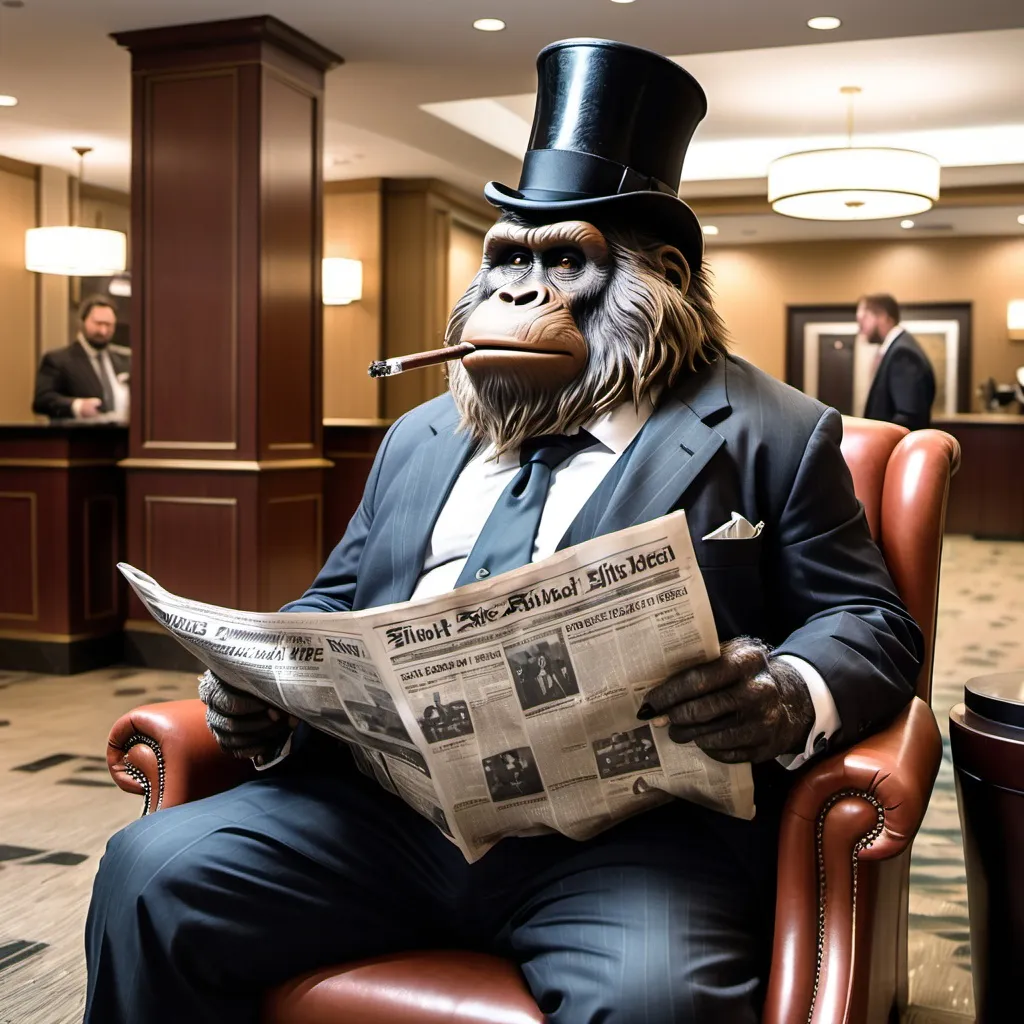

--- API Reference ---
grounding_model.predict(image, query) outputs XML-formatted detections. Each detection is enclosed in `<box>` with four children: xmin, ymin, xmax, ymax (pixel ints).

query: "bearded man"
<box><xmin>85</xmin><ymin>39</ymin><xmax>921</xmax><ymax>1024</ymax></box>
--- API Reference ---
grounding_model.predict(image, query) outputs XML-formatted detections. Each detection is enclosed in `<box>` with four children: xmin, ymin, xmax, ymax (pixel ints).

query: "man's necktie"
<box><xmin>455</xmin><ymin>430</ymin><xmax>598</xmax><ymax>588</ymax></box>
<box><xmin>96</xmin><ymin>351</ymin><xmax>116</xmax><ymax>413</ymax></box>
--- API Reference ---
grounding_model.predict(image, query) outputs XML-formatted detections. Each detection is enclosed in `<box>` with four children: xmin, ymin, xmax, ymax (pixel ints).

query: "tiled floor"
<box><xmin>1</xmin><ymin>535</ymin><xmax>1022</xmax><ymax>1022</ymax></box>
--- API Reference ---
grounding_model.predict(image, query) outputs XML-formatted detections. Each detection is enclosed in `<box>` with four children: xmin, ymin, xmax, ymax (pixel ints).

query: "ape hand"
<box><xmin>198</xmin><ymin>670</ymin><xmax>296</xmax><ymax>762</ymax></box>
<box><xmin>636</xmin><ymin>637</ymin><xmax>814</xmax><ymax>764</ymax></box>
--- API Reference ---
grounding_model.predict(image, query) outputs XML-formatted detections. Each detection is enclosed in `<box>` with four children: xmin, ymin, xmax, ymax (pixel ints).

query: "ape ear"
<box><xmin>654</xmin><ymin>245</ymin><xmax>691</xmax><ymax>294</ymax></box>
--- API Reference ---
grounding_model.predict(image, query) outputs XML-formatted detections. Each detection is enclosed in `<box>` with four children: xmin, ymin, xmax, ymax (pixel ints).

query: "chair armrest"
<box><xmin>107</xmin><ymin>699</ymin><xmax>257</xmax><ymax>814</ymax></box>
<box><xmin>763</xmin><ymin>697</ymin><xmax>941</xmax><ymax>1024</ymax></box>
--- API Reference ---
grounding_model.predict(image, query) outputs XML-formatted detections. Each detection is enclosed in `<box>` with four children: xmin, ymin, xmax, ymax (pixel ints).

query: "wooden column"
<box><xmin>113</xmin><ymin>17</ymin><xmax>341</xmax><ymax>667</ymax></box>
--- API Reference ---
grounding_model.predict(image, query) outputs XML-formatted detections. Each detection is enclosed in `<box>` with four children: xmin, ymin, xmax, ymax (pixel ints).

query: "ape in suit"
<box><xmin>85</xmin><ymin>39</ymin><xmax>921</xmax><ymax>1024</ymax></box>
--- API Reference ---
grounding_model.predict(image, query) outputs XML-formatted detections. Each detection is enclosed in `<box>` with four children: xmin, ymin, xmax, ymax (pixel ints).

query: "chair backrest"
<box><xmin>840</xmin><ymin>416</ymin><xmax>961</xmax><ymax>702</ymax></box>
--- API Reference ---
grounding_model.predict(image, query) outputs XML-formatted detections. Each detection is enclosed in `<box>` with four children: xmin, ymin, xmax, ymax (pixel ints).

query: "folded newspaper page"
<box><xmin>120</xmin><ymin>511</ymin><xmax>754</xmax><ymax>862</ymax></box>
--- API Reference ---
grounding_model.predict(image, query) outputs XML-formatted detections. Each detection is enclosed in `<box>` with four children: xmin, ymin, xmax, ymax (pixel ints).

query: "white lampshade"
<box><xmin>768</xmin><ymin>147</ymin><xmax>941</xmax><ymax>221</ymax></box>
<box><xmin>1009</xmin><ymin>300</ymin><xmax>1024</xmax><ymax>341</ymax></box>
<box><xmin>322</xmin><ymin>257</ymin><xmax>363</xmax><ymax>305</ymax></box>
<box><xmin>25</xmin><ymin>226</ymin><xmax>127</xmax><ymax>276</ymax></box>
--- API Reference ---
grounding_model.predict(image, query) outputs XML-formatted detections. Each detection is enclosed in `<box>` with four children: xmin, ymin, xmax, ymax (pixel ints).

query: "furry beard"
<box><xmin>446</xmin><ymin>220</ymin><xmax>729</xmax><ymax>454</ymax></box>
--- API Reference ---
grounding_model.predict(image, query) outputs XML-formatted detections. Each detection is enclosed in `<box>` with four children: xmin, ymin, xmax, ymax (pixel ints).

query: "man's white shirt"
<box><xmin>412</xmin><ymin>396</ymin><xmax>840</xmax><ymax>770</ymax></box>
<box><xmin>71</xmin><ymin>335</ymin><xmax>129</xmax><ymax>423</ymax></box>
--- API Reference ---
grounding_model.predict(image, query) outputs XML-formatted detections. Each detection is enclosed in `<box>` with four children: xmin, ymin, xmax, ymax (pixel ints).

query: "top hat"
<box><xmin>485</xmin><ymin>38</ymin><xmax>707</xmax><ymax>271</ymax></box>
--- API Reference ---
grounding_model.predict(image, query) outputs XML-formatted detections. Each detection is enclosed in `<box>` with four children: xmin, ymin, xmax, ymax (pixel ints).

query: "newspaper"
<box><xmin>119</xmin><ymin>510</ymin><xmax>754</xmax><ymax>862</ymax></box>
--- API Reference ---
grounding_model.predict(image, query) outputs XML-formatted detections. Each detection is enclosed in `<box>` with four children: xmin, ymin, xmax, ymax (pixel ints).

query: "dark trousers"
<box><xmin>85</xmin><ymin>746</ymin><xmax>780</xmax><ymax>1024</ymax></box>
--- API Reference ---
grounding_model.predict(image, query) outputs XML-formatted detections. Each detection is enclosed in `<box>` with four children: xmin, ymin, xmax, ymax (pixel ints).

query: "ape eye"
<box><xmin>553</xmin><ymin>250</ymin><xmax>583</xmax><ymax>271</ymax></box>
<box><xmin>505</xmin><ymin>250</ymin><xmax>530</xmax><ymax>268</ymax></box>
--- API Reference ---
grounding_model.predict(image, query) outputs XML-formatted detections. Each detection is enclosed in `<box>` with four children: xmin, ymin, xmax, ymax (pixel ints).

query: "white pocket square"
<box><xmin>702</xmin><ymin>511</ymin><xmax>764</xmax><ymax>541</ymax></box>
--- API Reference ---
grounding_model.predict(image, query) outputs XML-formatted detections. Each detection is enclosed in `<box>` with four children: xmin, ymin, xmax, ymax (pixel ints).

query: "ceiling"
<box><xmin>0</xmin><ymin>0</ymin><xmax>1022</xmax><ymax>243</ymax></box>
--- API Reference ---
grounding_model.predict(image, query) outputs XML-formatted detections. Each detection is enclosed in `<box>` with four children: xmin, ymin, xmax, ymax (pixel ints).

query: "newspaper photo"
<box><xmin>120</xmin><ymin>510</ymin><xmax>754</xmax><ymax>862</ymax></box>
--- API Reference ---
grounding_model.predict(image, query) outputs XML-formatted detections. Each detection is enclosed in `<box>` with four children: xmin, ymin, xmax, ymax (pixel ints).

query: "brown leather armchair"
<box><xmin>106</xmin><ymin>418</ymin><xmax>959</xmax><ymax>1024</ymax></box>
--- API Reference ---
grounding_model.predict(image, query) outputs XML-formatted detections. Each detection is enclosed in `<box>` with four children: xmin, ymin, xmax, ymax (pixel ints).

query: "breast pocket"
<box><xmin>694</xmin><ymin>536</ymin><xmax>766</xmax><ymax>638</ymax></box>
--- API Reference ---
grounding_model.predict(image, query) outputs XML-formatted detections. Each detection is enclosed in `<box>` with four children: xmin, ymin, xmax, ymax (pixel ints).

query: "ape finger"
<box><xmin>198</xmin><ymin>671</ymin><xmax>268</xmax><ymax>716</ymax></box>
<box><xmin>663</xmin><ymin>686</ymin><xmax>742</xmax><ymax>729</ymax></box>
<box><xmin>693</xmin><ymin>720</ymin><xmax>769</xmax><ymax>755</ymax></box>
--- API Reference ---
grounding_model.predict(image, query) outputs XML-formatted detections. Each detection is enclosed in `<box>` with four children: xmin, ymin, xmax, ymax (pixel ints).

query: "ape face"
<box><xmin>459</xmin><ymin>220</ymin><xmax>610</xmax><ymax>392</ymax></box>
<box><xmin>446</xmin><ymin>213</ymin><xmax>726</xmax><ymax>454</ymax></box>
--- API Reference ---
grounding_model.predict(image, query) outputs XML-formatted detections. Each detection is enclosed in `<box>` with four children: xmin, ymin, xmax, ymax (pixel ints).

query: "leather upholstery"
<box><xmin>108</xmin><ymin>418</ymin><xmax>959</xmax><ymax>1024</ymax></box>
<box><xmin>264</xmin><ymin>952</ymin><xmax>545</xmax><ymax>1024</ymax></box>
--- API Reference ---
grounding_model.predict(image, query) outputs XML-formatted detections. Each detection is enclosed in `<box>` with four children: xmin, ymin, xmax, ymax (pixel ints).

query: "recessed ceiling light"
<box><xmin>473</xmin><ymin>18</ymin><xmax>506</xmax><ymax>31</ymax></box>
<box><xmin>0</xmin><ymin>95</ymin><xmax>17</xmax><ymax>107</ymax></box>
<box><xmin>1018</xmin><ymin>214</ymin><xmax>1024</xmax><ymax>226</ymax></box>
<box><xmin>900</xmin><ymin>219</ymin><xmax>915</xmax><ymax>229</ymax></box>
<box><xmin>807</xmin><ymin>16</ymin><xmax>842</xmax><ymax>30</ymax></box>
<box><xmin>702</xmin><ymin>224</ymin><xmax>719</xmax><ymax>236</ymax></box>
<box><xmin>610</xmin><ymin>0</ymin><xmax>638</xmax><ymax>4</ymax></box>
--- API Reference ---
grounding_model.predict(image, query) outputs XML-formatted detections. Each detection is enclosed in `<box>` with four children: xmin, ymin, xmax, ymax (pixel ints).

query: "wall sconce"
<box><xmin>322</xmin><ymin>257</ymin><xmax>363</xmax><ymax>305</ymax></box>
<box><xmin>1009</xmin><ymin>300</ymin><xmax>1024</xmax><ymax>342</ymax></box>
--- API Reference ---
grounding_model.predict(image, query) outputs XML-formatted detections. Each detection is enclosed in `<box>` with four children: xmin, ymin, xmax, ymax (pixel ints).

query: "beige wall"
<box><xmin>706</xmin><ymin>236</ymin><xmax>1024</xmax><ymax>401</ymax></box>
<box><xmin>322</xmin><ymin>185</ymin><xmax>383</xmax><ymax>420</ymax></box>
<box><xmin>0</xmin><ymin>162</ymin><xmax>38</xmax><ymax>423</ymax></box>
<box><xmin>447</xmin><ymin>220</ymin><xmax>484</xmax><ymax>314</ymax></box>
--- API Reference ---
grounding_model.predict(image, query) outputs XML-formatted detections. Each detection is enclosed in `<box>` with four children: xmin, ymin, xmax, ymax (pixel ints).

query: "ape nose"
<box><xmin>497</xmin><ymin>286</ymin><xmax>550</xmax><ymax>308</ymax></box>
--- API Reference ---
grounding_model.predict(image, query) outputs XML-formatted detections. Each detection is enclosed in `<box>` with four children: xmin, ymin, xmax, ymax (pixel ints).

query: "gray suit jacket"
<box><xmin>286</xmin><ymin>354</ymin><xmax>921</xmax><ymax>757</ymax></box>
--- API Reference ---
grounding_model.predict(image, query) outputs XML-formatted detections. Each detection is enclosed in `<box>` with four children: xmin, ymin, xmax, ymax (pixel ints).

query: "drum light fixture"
<box><xmin>24</xmin><ymin>146</ymin><xmax>127</xmax><ymax>276</ymax></box>
<box><xmin>767</xmin><ymin>87</ymin><xmax>940</xmax><ymax>221</ymax></box>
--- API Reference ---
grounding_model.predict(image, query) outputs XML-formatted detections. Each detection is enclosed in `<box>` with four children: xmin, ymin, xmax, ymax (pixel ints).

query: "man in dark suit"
<box><xmin>32</xmin><ymin>295</ymin><xmax>130</xmax><ymax>421</ymax></box>
<box><xmin>84</xmin><ymin>40</ymin><xmax>922</xmax><ymax>1024</ymax></box>
<box><xmin>858</xmin><ymin>293</ymin><xmax>935</xmax><ymax>430</ymax></box>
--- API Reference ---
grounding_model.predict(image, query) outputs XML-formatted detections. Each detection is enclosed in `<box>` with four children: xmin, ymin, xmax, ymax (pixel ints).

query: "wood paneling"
<box><xmin>0</xmin><ymin>167</ymin><xmax>38</xmax><ymax>424</ymax></box>
<box><xmin>0</xmin><ymin>426</ymin><xmax>126</xmax><ymax>657</ymax></box>
<box><xmin>323</xmin><ymin>186</ymin><xmax>383</xmax><ymax>420</ymax></box>
<box><xmin>143</xmin><ymin>69</ymin><xmax>239</xmax><ymax>451</ymax></box>
<box><xmin>938</xmin><ymin>417</ymin><xmax>1024</xmax><ymax>539</ymax></box>
<box><xmin>259</xmin><ymin>70</ymin><xmax>320</xmax><ymax>456</ymax></box>
<box><xmin>262</xmin><ymin>490</ymin><xmax>322</xmax><ymax>611</ymax></box>
<box><xmin>144</xmin><ymin>496</ymin><xmax>240</xmax><ymax>607</ymax></box>
<box><xmin>83</xmin><ymin>495</ymin><xmax>119</xmax><ymax>619</ymax></box>
<box><xmin>0</xmin><ymin>492</ymin><xmax>37</xmax><ymax>619</ymax></box>
<box><xmin>322</xmin><ymin>423</ymin><xmax>389</xmax><ymax>553</ymax></box>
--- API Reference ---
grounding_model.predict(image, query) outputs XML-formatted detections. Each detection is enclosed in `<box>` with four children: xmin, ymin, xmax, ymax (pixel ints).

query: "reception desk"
<box><xmin>934</xmin><ymin>414</ymin><xmax>1024</xmax><ymax>540</ymax></box>
<box><xmin>0</xmin><ymin>420</ymin><xmax>392</xmax><ymax>673</ymax></box>
<box><xmin>0</xmin><ymin>423</ymin><xmax>128</xmax><ymax>672</ymax></box>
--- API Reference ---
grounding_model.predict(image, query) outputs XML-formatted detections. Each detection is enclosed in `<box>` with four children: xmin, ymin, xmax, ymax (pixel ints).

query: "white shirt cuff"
<box><xmin>774</xmin><ymin>654</ymin><xmax>841</xmax><ymax>770</ymax></box>
<box><xmin>71</xmin><ymin>398</ymin><xmax>85</xmax><ymax>418</ymax></box>
<box><xmin>252</xmin><ymin>732</ymin><xmax>293</xmax><ymax>771</ymax></box>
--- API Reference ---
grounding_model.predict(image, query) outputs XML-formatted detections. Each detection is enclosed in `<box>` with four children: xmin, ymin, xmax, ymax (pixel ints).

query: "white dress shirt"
<box><xmin>878</xmin><ymin>324</ymin><xmax>904</xmax><ymax>361</ymax></box>
<box><xmin>412</xmin><ymin>397</ymin><xmax>840</xmax><ymax>770</ymax></box>
<box><xmin>72</xmin><ymin>336</ymin><xmax>129</xmax><ymax>423</ymax></box>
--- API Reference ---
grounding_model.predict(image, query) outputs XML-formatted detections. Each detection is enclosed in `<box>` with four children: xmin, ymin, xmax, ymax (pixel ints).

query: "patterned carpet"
<box><xmin>1</xmin><ymin>535</ymin><xmax>1022</xmax><ymax>1023</ymax></box>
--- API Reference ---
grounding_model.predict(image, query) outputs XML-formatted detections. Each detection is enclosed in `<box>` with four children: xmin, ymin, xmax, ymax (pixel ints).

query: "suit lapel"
<box><xmin>561</xmin><ymin>357</ymin><xmax>730</xmax><ymax>547</ymax></box>
<box><xmin>69</xmin><ymin>342</ymin><xmax>105</xmax><ymax>396</ymax></box>
<box><xmin>385</xmin><ymin>401</ymin><xmax>476</xmax><ymax>603</ymax></box>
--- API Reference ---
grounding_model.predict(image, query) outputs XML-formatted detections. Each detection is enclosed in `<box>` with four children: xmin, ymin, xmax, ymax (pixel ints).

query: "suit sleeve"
<box><xmin>886</xmin><ymin>349</ymin><xmax>932</xmax><ymax>430</ymax></box>
<box><xmin>279</xmin><ymin>416</ymin><xmax>404</xmax><ymax>614</ymax></box>
<box><xmin>770</xmin><ymin>407</ymin><xmax>922</xmax><ymax>751</ymax></box>
<box><xmin>32</xmin><ymin>353</ymin><xmax>76</xmax><ymax>418</ymax></box>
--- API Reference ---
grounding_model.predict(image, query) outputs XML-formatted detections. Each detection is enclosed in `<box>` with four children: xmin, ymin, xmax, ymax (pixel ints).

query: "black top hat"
<box><xmin>485</xmin><ymin>38</ymin><xmax>707</xmax><ymax>271</ymax></box>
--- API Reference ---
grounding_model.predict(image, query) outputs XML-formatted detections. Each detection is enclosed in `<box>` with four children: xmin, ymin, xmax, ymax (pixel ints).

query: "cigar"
<box><xmin>368</xmin><ymin>342</ymin><xmax>476</xmax><ymax>378</ymax></box>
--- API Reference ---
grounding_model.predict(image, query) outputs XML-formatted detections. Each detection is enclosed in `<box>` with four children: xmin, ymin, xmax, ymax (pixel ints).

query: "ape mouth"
<box><xmin>462</xmin><ymin>336</ymin><xmax>575</xmax><ymax>359</ymax></box>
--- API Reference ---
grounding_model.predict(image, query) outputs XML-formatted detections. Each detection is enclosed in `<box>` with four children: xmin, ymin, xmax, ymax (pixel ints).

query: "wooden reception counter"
<box><xmin>0</xmin><ymin>423</ymin><xmax>128</xmax><ymax>672</ymax></box>
<box><xmin>935</xmin><ymin>414</ymin><xmax>1024</xmax><ymax>540</ymax></box>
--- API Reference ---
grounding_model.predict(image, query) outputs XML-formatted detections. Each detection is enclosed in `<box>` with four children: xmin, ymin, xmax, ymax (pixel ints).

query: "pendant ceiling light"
<box><xmin>767</xmin><ymin>87</ymin><xmax>940</xmax><ymax>221</ymax></box>
<box><xmin>25</xmin><ymin>146</ymin><xmax>127</xmax><ymax>276</ymax></box>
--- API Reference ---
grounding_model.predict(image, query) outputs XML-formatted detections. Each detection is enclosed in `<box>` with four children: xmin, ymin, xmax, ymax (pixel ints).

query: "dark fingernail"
<box><xmin>636</xmin><ymin>702</ymin><xmax>656</xmax><ymax>720</ymax></box>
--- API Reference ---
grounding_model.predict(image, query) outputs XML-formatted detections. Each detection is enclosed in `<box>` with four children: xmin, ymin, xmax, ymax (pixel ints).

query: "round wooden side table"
<box><xmin>949</xmin><ymin>671</ymin><xmax>1024</xmax><ymax>1024</ymax></box>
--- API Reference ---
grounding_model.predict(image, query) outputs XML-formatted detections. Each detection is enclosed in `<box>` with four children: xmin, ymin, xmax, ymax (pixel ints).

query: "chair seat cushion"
<box><xmin>264</xmin><ymin>950</ymin><xmax>545</xmax><ymax>1024</ymax></box>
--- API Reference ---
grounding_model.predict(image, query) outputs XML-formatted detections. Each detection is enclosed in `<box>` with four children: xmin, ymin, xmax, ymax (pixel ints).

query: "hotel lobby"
<box><xmin>1</xmin><ymin>2</ymin><xmax>1023</xmax><ymax>1022</ymax></box>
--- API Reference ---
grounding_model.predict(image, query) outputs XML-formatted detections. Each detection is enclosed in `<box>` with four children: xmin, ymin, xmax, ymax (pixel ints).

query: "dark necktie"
<box><xmin>455</xmin><ymin>430</ymin><xmax>598</xmax><ymax>588</ymax></box>
<box><xmin>95</xmin><ymin>350</ymin><xmax>116</xmax><ymax>412</ymax></box>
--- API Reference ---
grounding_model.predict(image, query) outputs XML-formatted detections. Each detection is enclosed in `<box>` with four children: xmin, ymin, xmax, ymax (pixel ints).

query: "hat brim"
<box><xmin>484</xmin><ymin>181</ymin><xmax>705</xmax><ymax>272</ymax></box>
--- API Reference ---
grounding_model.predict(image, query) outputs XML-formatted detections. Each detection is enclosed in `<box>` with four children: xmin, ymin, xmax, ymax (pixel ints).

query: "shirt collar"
<box><xmin>879</xmin><ymin>324</ymin><xmax>903</xmax><ymax>357</ymax></box>
<box><xmin>77</xmin><ymin>333</ymin><xmax>100</xmax><ymax>359</ymax></box>
<box><xmin>485</xmin><ymin>388</ymin><xmax>660</xmax><ymax>468</ymax></box>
